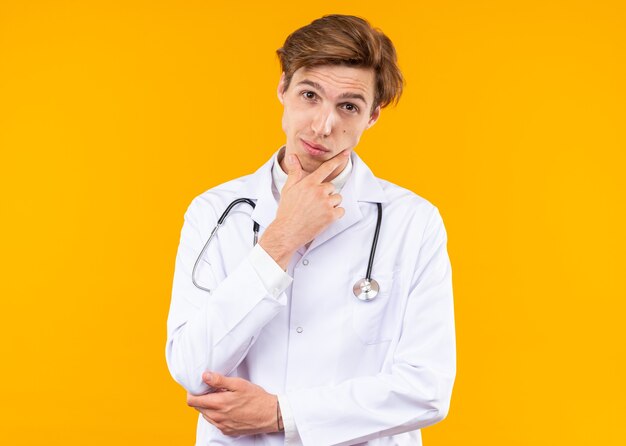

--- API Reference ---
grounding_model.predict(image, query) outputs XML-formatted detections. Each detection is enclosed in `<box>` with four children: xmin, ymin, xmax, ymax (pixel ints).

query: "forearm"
<box><xmin>166</xmin><ymin>245</ymin><xmax>292</xmax><ymax>395</ymax></box>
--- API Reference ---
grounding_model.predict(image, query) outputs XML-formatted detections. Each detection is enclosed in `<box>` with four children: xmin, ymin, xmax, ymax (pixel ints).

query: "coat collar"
<box><xmin>237</xmin><ymin>149</ymin><xmax>387</xmax><ymax>251</ymax></box>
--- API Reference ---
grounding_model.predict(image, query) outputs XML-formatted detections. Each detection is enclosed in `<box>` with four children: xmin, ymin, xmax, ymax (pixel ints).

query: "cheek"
<box><xmin>341</xmin><ymin>119</ymin><xmax>368</xmax><ymax>136</ymax></box>
<box><xmin>281</xmin><ymin>106</ymin><xmax>306</xmax><ymax>135</ymax></box>
<box><xmin>340</xmin><ymin>127</ymin><xmax>358</xmax><ymax>139</ymax></box>
<box><xmin>339</xmin><ymin>123</ymin><xmax>368</xmax><ymax>145</ymax></box>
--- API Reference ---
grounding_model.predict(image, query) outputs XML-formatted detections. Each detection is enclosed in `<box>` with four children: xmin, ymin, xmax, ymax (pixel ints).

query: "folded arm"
<box><xmin>165</xmin><ymin>198</ymin><xmax>292</xmax><ymax>396</ymax></box>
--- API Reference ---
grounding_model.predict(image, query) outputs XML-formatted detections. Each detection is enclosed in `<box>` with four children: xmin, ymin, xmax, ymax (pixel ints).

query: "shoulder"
<box><xmin>378</xmin><ymin>178</ymin><xmax>440</xmax><ymax>221</ymax></box>
<box><xmin>375</xmin><ymin>177</ymin><xmax>449</xmax><ymax>249</ymax></box>
<box><xmin>375</xmin><ymin>179</ymin><xmax>450</xmax><ymax>278</ymax></box>
<box><xmin>184</xmin><ymin>173</ymin><xmax>253</xmax><ymax>224</ymax></box>
<box><xmin>352</xmin><ymin>152</ymin><xmax>439</xmax><ymax>222</ymax></box>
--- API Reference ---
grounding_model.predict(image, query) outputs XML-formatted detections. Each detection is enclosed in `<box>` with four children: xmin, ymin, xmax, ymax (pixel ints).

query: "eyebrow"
<box><xmin>296</xmin><ymin>79</ymin><xmax>369</xmax><ymax>106</ymax></box>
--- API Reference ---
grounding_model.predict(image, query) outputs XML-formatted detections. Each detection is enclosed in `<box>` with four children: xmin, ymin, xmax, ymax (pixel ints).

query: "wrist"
<box><xmin>276</xmin><ymin>396</ymin><xmax>284</xmax><ymax>432</ymax></box>
<box><xmin>259</xmin><ymin>224</ymin><xmax>296</xmax><ymax>269</ymax></box>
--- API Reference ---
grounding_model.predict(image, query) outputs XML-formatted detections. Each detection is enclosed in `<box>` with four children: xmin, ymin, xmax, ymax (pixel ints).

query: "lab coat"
<box><xmin>166</xmin><ymin>150</ymin><xmax>456</xmax><ymax>446</ymax></box>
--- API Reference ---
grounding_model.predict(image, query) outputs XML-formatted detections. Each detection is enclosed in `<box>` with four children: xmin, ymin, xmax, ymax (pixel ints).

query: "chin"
<box><xmin>300</xmin><ymin>156</ymin><xmax>323</xmax><ymax>173</ymax></box>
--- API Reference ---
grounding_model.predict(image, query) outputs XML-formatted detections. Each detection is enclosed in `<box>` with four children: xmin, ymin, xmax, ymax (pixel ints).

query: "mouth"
<box><xmin>301</xmin><ymin>139</ymin><xmax>330</xmax><ymax>157</ymax></box>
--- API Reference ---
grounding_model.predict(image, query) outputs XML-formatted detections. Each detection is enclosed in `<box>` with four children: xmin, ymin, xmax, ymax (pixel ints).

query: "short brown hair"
<box><xmin>276</xmin><ymin>15</ymin><xmax>404</xmax><ymax>114</ymax></box>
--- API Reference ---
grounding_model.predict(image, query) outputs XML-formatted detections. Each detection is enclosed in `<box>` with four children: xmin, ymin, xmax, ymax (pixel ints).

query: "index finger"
<box><xmin>187</xmin><ymin>391</ymin><xmax>226</xmax><ymax>410</ymax></box>
<box><xmin>308</xmin><ymin>150</ymin><xmax>351</xmax><ymax>183</ymax></box>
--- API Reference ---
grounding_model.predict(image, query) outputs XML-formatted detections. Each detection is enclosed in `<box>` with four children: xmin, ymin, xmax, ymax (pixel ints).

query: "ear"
<box><xmin>366</xmin><ymin>105</ymin><xmax>381</xmax><ymax>129</ymax></box>
<box><xmin>277</xmin><ymin>72</ymin><xmax>286</xmax><ymax>104</ymax></box>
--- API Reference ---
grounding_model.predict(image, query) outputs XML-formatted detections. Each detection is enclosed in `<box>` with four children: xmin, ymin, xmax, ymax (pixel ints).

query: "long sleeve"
<box><xmin>165</xmin><ymin>197</ymin><xmax>292</xmax><ymax>396</ymax></box>
<box><xmin>277</xmin><ymin>394</ymin><xmax>302</xmax><ymax>444</ymax></box>
<box><xmin>285</xmin><ymin>207</ymin><xmax>456</xmax><ymax>445</ymax></box>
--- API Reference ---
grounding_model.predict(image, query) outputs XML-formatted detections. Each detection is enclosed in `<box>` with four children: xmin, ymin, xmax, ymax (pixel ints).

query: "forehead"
<box><xmin>291</xmin><ymin>65</ymin><xmax>375</xmax><ymax>102</ymax></box>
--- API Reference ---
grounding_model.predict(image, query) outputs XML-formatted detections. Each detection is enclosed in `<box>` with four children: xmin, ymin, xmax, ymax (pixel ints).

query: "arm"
<box><xmin>286</xmin><ymin>207</ymin><xmax>456</xmax><ymax>445</ymax></box>
<box><xmin>165</xmin><ymin>196</ymin><xmax>292</xmax><ymax>396</ymax></box>
<box><xmin>166</xmin><ymin>151</ymin><xmax>347</xmax><ymax>397</ymax></box>
<box><xmin>182</xmin><ymin>152</ymin><xmax>354</xmax><ymax>435</ymax></box>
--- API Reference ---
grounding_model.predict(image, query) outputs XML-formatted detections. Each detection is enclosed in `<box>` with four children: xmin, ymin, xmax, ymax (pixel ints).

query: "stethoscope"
<box><xmin>192</xmin><ymin>199</ymin><xmax>383</xmax><ymax>301</ymax></box>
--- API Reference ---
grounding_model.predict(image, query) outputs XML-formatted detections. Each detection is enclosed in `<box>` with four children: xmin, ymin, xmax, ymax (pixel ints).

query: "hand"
<box><xmin>259</xmin><ymin>150</ymin><xmax>350</xmax><ymax>268</ymax></box>
<box><xmin>186</xmin><ymin>372</ymin><xmax>280</xmax><ymax>436</ymax></box>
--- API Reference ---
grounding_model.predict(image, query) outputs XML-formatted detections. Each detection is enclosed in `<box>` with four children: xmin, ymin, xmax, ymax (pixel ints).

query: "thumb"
<box><xmin>202</xmin><ymin>371</ymin><xmax>237</xmax><ymax>391</ymax></box>
<box><xmin>284</xmin><ymin>153</ymin><xmax>303</xmax><ymax>188</ymax></box>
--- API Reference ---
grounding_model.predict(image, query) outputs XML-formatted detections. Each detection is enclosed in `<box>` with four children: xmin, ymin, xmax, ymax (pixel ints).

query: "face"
<box><xmin>277</xmin><ymin>64</ymin><xmax>380</xmax><ymax>177</ymax></box>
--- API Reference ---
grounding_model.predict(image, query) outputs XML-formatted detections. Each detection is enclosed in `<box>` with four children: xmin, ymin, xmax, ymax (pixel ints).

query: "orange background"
<box><xmin>1</xmin><ymin>1</ymin><xmax>625</xmax><ymax>444</ymax></box>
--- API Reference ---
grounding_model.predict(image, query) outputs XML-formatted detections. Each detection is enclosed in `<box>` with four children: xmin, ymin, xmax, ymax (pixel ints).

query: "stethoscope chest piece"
<box><xmin>353</xmin><ymin>278</ymin><xmax>380</xmax><ymax>301</ymax></box>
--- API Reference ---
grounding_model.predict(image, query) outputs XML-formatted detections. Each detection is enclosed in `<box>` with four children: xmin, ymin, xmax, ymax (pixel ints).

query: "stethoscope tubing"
<box><xmin>365</xmin><ymin>203</ymin><xmax>382</xmax><ymax>281</ymax></box>
<box><xmin>192</xmin><ymin>198</ymin><xmax>383</xmax><ymax>301</ymax></box>
<box><xmin>191</xmin><ymin>199</ymin><xmax>258</xmax><ymax>293</ymax></box>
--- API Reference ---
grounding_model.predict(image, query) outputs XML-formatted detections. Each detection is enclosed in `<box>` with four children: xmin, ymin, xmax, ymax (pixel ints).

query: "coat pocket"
<box><xmin>351</xmin><ymin>270</ymin><xmax>399</xmax><ymax>345</ymax></box>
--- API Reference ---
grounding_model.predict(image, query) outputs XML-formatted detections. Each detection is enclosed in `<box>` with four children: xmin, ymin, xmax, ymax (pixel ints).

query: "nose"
<box><xmin>311</xmin><ymin>105</ymin><xmax>335</xmax><ymax>138</ymax></box>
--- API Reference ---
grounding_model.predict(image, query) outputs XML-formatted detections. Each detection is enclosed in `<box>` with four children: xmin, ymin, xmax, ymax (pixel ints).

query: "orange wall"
<box><xmin>1</xmin><ymin>1</ymin><xmax>624</xmax><ymax>444</ymax></box>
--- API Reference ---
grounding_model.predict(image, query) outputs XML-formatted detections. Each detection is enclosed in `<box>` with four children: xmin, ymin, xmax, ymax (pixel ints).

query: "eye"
<box><xmin>302</xmin><ymin>91</ymin><xmax>318</xmax><ymax>101</ymax></box>
<box><xmin>341</xmin><ymin>103</ymin><xmax>360</xmax><ymax>114</ymax></box>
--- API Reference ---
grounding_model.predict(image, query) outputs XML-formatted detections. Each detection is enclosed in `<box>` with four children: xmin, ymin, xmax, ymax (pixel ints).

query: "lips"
<box><xmin>300</xmin><ymin>139</ymin><xmax>331</xmax><ymax>158</ymax></box>
<box><xmin>301</xmin><ymin>139</ymin><xmax>329</xmax><ymax>152</ymax></box>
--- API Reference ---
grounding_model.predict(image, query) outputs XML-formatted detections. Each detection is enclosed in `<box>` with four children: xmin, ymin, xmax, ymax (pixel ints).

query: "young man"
<box><xmin>166</xmin><ymin>14</ymin><xmax>456</xmax><ymax>445</ymax></box>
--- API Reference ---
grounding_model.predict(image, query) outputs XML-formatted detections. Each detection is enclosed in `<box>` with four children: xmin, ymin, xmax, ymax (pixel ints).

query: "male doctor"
<box><xmin>166</xmin><ymin>14</ymin><xmax>456</xmax><ymax>446</ymax></box>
